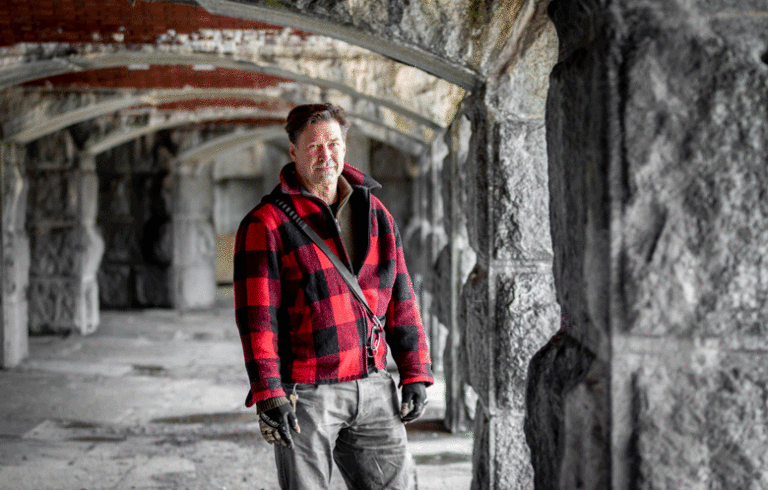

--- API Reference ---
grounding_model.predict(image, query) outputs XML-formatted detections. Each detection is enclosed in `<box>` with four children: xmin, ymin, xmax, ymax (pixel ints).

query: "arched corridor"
<box><xmin>3</xmin><ymin>1</ymin><xmax>768</xmax><ymax>489</ymax></box>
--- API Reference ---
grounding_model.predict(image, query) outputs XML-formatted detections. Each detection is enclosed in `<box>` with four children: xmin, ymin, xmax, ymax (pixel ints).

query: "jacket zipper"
<box><xmin>312</xmin><ymin>193</ymin><xmax>375</xmax><ymax>374</ymax></box>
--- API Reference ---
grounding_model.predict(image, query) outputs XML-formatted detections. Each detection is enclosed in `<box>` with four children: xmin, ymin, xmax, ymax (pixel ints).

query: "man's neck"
<box><xmin>313</xmin><ymin>185</ymin><xmax>338</xmax><ymax>205</ymax></box>
<box><xmin>296</xmin><ymin>172</ymin><xmax>338</xmax><ymax>205</ymax></box>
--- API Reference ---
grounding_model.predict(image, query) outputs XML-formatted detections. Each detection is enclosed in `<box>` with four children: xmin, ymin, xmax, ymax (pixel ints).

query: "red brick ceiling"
<box><xmin>5</xmin><ymin>1</ymin><xmax>311</xmax><ymax>131</ymax></box>
<box><xmin>155</xmin><ymin>99</ymin><xmax>291</xmax><ymax>112</ymax></box>
<box><xmin>190</xmin><ymin>118</ymin><xmax>286</xmax><ymax>127</ymax></box>
<box><xmin>0</xmin><ymin>0</ymin><xmax>282</xmax><ymax>46</ymax></box>
<box><xmin>24</xmin><ymin>66</ymin><xmax>292</xmax><ymax>90</ymax></box>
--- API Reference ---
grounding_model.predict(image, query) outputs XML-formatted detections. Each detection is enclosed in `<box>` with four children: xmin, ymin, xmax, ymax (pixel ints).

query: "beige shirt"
<box><xmin>334</xmin><ymin>175</ymin><xmax>358</xmax><ymax>268</ymax></box>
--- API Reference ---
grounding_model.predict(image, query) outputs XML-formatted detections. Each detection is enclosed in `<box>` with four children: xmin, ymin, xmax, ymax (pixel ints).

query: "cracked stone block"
<box><xmin>633</xmin><ymin>355</ymin><xmax>768</xmax><ymax>490</ymax></box>
<box><xmin>471</xmin><ymin>407</ymin><xmax>533</xmax><ymax>490</ymax></box>
<box><xmin>620</xmin><ymin>11</ymin><xmax>768</xmax><ymax>338</ymax></box>
<box><xmin>492</xmin><ymin>120</ymin><xmax>552</xmax><ymax>262</ymax></box>
<box><xmin>494</xmin><ymin>270</ymin><xmax>558</xmax><ymax>410</ymax></box>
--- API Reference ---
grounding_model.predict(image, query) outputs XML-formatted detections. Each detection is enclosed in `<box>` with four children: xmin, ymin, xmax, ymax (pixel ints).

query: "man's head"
<box><xmin>285</xmin><ymin>104</ymin><xmax>350</xmax><ymax>202</ymax></box>
<box><xmin>285</xmin><ymin>103</ymin><xmax>350</xmax><ymax>145</ymax></box>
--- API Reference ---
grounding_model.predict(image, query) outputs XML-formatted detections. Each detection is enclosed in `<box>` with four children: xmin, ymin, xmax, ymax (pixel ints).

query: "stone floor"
<box><xmin>0</xmin><ymin>290</ymin><xmax>473</xmax><ymax>490</ymax></box>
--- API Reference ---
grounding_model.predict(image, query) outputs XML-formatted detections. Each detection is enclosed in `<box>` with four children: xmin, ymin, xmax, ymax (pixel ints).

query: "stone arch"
<box><xmin>1</xmin><ymin>47</ymin><xmax>461</xmax><ymax>130</ymax></box>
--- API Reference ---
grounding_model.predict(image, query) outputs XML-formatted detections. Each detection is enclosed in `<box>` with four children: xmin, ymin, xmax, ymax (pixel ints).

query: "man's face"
<box><xmin>290</xmin><ymin>120</ymin><xmax>346</xmax><ymax>196</ymax></box>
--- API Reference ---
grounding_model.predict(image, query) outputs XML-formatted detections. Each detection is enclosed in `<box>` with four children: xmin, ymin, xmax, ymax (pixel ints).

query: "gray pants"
<box><xmin>275</xmin><ymin>370</ymin><xmax>411</xmax><ymax>490</ymax></box>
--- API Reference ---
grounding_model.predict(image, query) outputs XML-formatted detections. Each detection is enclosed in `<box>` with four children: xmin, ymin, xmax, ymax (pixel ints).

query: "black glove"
<box><xmin>259</xmin><ymin>403</ymin><xmax>300</xmax><ymax>449</ymax></box>
<box><xmin>400</xmin><ymin>382</ymin><xmax>428</xmax><ymax>424</ymax></box>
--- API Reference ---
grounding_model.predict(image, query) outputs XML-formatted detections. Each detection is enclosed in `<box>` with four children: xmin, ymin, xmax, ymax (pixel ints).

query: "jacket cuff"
<box><xmin>398</xmin><ymin>375</ymin><xmax>434</xmax><ymax>388</ymax></box>
<box><xmin>256</xmin><ymin>396</ymin><xmax>290</xmax><ymax>414</ymax></box>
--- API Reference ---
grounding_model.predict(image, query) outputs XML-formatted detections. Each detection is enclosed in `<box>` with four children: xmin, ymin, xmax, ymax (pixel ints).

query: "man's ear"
<box><xmin>289</xmin><ymin>143</ymin><xmax>297</xmax><ymax>162</ymax></box>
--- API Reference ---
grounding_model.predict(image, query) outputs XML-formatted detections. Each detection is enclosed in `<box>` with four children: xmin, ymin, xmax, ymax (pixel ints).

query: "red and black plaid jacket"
<box><xmin>234</xmin><ymin>163</ymin><xmax>433</xmax><ymax>407</ymax></box>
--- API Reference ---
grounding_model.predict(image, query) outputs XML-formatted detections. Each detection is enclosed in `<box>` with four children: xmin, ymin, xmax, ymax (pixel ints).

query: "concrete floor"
<box><xmin>0</xmin><ymin>291</ymin><xmax>473</xmax><ymax>490</ymax></box>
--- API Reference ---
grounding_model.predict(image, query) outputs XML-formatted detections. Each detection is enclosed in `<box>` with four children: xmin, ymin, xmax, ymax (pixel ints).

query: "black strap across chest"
<box><xmin>269</xmin><ymin>196</ymin><xmax>384</xmax><ymax>349</ymax></box>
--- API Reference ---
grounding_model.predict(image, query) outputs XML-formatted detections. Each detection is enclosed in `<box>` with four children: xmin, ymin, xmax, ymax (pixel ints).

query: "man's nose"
<box><xmin>318</xmin><ymin>145</ymin><xmax>332</xmax><ymax>160</ymax></box>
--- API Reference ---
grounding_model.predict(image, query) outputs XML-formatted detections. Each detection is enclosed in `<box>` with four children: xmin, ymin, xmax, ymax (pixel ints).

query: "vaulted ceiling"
<box><xmin>0</xmin><ymin>0</ymin><xmax>473</xmax><ymax>157</ymax></box>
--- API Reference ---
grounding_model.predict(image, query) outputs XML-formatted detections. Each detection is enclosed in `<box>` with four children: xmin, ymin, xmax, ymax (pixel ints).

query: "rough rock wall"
<box><xmin>1</xmin><ymin>140</ymin><xmax>29</xmax><ymax>366</ymax></box>
<box><xmin>173</xmin><ymin>162</ymin><xmax>217</xmax><ymax>310</ymax></box>
<box><xmin>96</xmin><ymin>135</ymin><xmax>175</xmax><ymax>309</ymax></box>
<box><xmin>538</xmin><ymin>0</ymin><xmax>768</xmax><ymax>489</ymax></box>
<box><xmin>455</xmin><ymin>18</ymin><xmax>559</xmax><ymax>490</ymax></box>
<box><xmin>213</xmin><ymin>0</ymin><xmax>538</xmax><ymax>81</ymax></box>
<box><xmin>25</xmin><ymin>130</ymin><xmax>103</xmax><ymax>334</ymax></box>
<box><xmin>430</xmin><ymin>114</ymin><xmax>479</xmax><ymax>433</ymax></box>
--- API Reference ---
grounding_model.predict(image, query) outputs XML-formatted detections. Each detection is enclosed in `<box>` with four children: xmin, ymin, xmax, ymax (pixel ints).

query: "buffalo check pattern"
<box><xmin>234</xmin><ymin>163</ymin><xmax>433</xmax><ymax>407</ymax></box>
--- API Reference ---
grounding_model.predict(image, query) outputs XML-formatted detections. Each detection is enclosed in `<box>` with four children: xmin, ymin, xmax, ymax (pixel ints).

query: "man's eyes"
<box><xmin>307</xmin><ymin>142</ymin><xmax>341</xmax><ymax>150</ymax></box>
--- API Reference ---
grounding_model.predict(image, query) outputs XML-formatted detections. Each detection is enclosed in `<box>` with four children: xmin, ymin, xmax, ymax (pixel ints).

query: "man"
<box><xmin>233</xmin><ymin>103</ymin><xmax>433</xmax><ymax>490</ymax></box>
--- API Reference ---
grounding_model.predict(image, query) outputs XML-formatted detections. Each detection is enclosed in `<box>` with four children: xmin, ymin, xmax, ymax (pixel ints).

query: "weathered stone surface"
<box><xmin>100</xmin><ymin>223</ymin><xmax>140</xmax><ymax>265</ymax></box>
<box><xmin>493</xmin><ymin>410</ymin><xmax>534</xmax><ymax>490</ymax></box>
<box><xmin>440</xmin><ymin>112</ymin><xmax>471</xmax><ymax>240</ymax></box>
<box><xmin>431</xmin><ymin>240</ymin><xmax>476</xmax><ymax>329</ymax></box>
<box><xmin>98</xmin><ymin>264</ymin><xmax>132</xmax><ymax>309</ymax></box>
<box><xmin>25</xmin><ymin>129</ymin><xmax>105</xmax><ymax>335</ymax></box>
<box><xmin>173</xmin><ymin>263</ymin><xmax>217</xmax><ymax>310</ymax></box>
<box><xmin>471</xmin><ymin>408</ymin><xmax>533</xmax><ymax>490</ymax></box>
<box><xmin>176</xmin><ymin>170</ymin><xmax>214</xmax><ymax>217</ymax></box>
<box><xmin>559</xmin><ymin>360</ymin><xmax>611</xmax><ymax>490</ymax></box>
<box><xmin>173</xmin><ymin>219</ymin><xmax>216</xmax><ymax>269</ymax></box>
<box><xmin>461</xmin><ymin>263</ymin><xmax>492</xmax><ymax>408</ymax></box>
<box><xmin>524</xmin><ymin>327</ymin><xmax>597</xmax><ymax>490</ymax></box>
<box><xmin>633</xmin><ymin>355</ymin><xmax>768</xmax><ymax>490</ymax></box>
<box><xmin>489</xmin><ymin>22</ymin><xmax>558</xmax><ymax>118</ymax></box>
<box><xmin>697</xmin><ymin>0</ymin><xmax>768</xmax><ymax>13</ymax></box>
<box><xmin>27</xmin><ymin>223</ymin><xmax>103</xmax><ymax>334</ymax></box>
<box><xmin>620</xmin><ymin>10</ymin><xmax>768</xmax><ymax>338</ymax></box>
<box><xmin>173</xmin><ymin>168</ymin><xmax>217</xmax><ymax>310</ymax></box>
<box><xmin>545</xmin><ymin>0</ymin><xmax>611</xmax><ymax>353</ymax></box>
<box><xmin>463</xmin><ymin>96</ymin><xmax>492</xmax><ymax>263</ymax></box>
<box><xmin>28</xmin><ymin>278</ymin><xmax>79</xmax><ymax>334</ymax></box>
<box><xmin>134</xmin><ymin>264</ymin><xmax>172</xmax><ymax>308</ymax></box>
<box><xmin>215</xmin><ymin>0</ymin><xmax>547</xmax><ymax>81</ymax></box>
<box><xmin>492</xmin><ymin>120</ymin><xmax>552</xmax><ymax>262</ymax></box>
<box><xmin>97</xmin><ymin>138</ymin><xmax>174</xmax><ymax>309</ymax></box>
<box><xmin>25</xmin><ymin>130</ymin><xmax>77</xmax><ymax>170</ymax></box>
<box><xmin>494</xmin><ymin>270</ymin><xmax>558</xmax><ymax>410</ymax></box>
<box><xmin>2</xmin><ymin>142</ymin><xmax>30</xmax><ymax>367</ymax></box>
<box><xmin>214</xmin><ymin>177</ymin><xmax>265</xmax><ymax>236</ymax></box>
<box><xmin>29</xmin><ymin>227</ymin><xmax>84</xmax><ymax>278</ymax></box>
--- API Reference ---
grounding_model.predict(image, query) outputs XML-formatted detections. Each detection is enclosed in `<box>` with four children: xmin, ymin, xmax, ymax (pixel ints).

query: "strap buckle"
<box><xmin>370</xmin><ymin>315</ymin><xmax>384</xmax><ymax>353</ymax></box>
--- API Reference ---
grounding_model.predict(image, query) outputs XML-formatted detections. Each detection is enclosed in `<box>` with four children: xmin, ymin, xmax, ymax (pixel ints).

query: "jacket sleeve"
<box><xmin>385</xmin><ymin>218</ymin><xmax>434</xmax><ymax>387</ymax></box>
<box><xmin>233</xmin><ymin>208</ymin><xmax>286</xmax><ymax>406</ymax></box>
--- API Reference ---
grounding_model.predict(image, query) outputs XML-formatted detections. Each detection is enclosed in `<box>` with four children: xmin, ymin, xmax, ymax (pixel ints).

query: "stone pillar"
<box><xmin>427</xmin><ymin>133</ymin><xmax>448</xmax><ymax>374</ymax></box>
<box><xmin>437</xmin><ymin>113</ymin><xmax>478</xmax><ymax>433</ymax></box>
<box><xmin>26</xmin><ymin>130</ymin><xmax>103</xmax><ymax>335</ymax></box>
<box><xmin>172</xmin><ymin>163</ymin><xmax>216</xmax><ymax>310</ymax></box>
<box><xmin>538</xmin><ymin>1</ymin><xmax>768</xmax><ymax>489</ymax></box>
<box><xmin>463</xmin><ymin>20</ymin><xmax>560</xmax><ymax>489</ymax></box>
<box><xmin>1</xmin><ymin>141</ymin><xmax>29</xmax><ymax>367</ymax></box>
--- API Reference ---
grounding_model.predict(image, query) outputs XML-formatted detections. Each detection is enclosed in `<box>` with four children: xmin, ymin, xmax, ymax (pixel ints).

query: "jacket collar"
<box><xmin>278</xmin><ymin>162</ymin><xmax>381</xmax><ymax>196</ymax></box>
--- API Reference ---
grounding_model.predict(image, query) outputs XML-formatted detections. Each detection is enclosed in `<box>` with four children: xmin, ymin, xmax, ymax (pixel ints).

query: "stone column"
<box><xmin>26</xmin><ymin>130</ymin><xmax>103</xmax><ymax>335</ymax></box>
<box><xmin>438</xmin><ymin>113</ymin><xmax>477</xmax><ymax>433</ymax></box>
<box><xmin>1</xmin><ymin>141</ymin><xmax>29</xmax><ymax>367</ymax></box>
<box><xmin>463</xmin><ymin>21</ymin><xmax>560</xmax><ymax>490</ymax></box>
<box><xmin>539</xmin><ymin>1</ymin><xmax>768</xmax><ymax>489</ymax></box>
<box><xmin>172</xmin><ymin>163</ymin><xmax>216</xmax><ymax>310</ymax></box>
